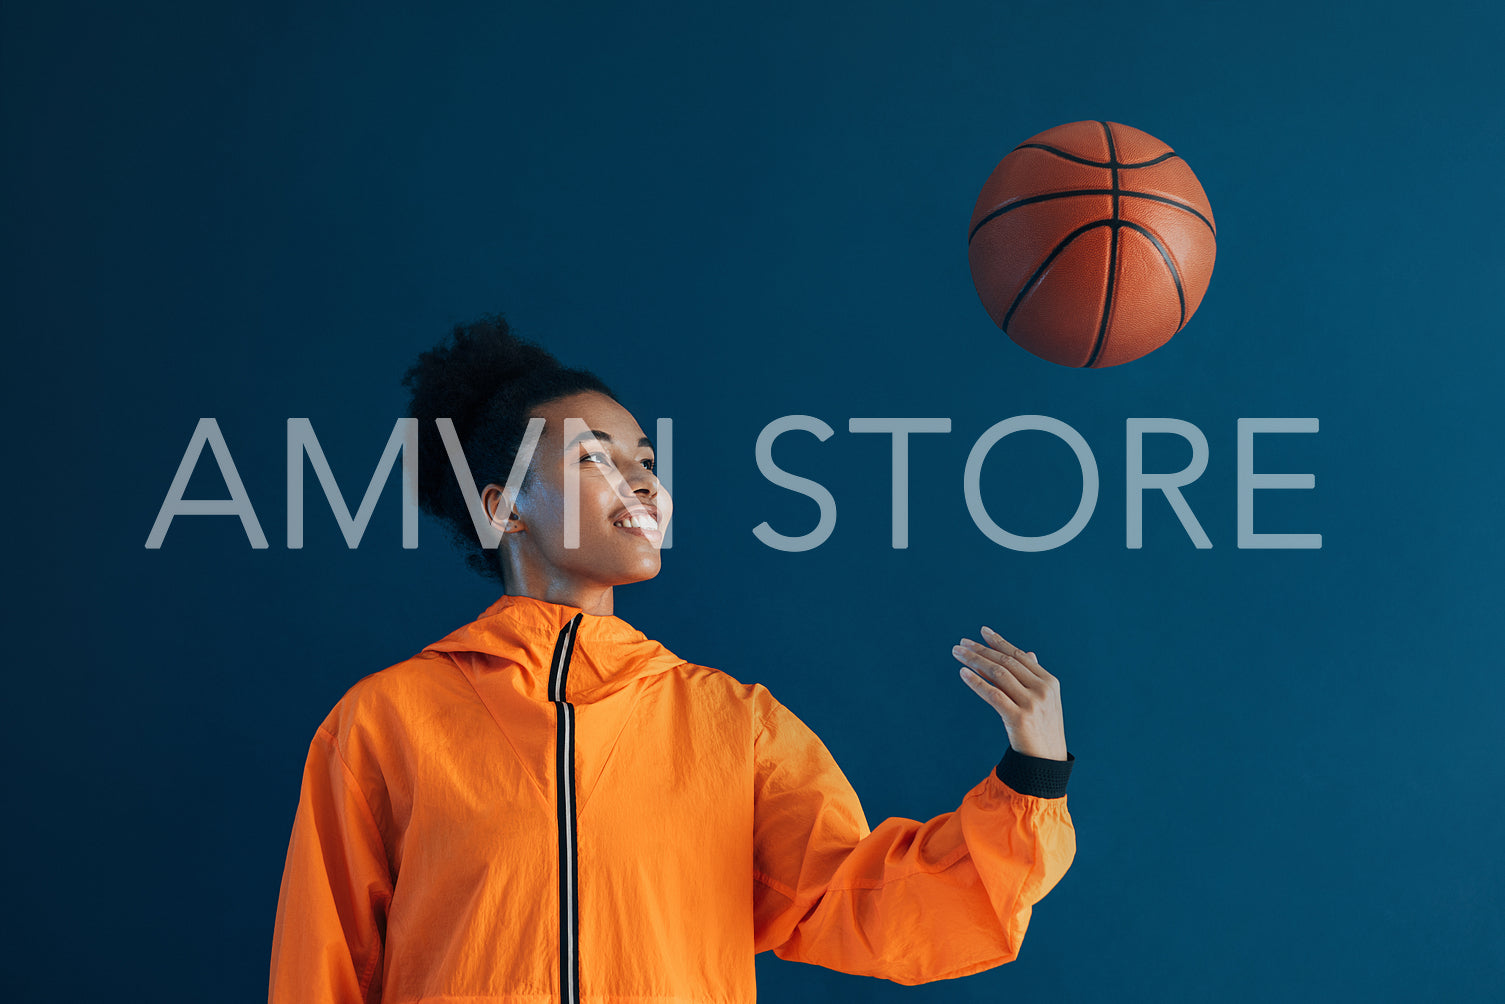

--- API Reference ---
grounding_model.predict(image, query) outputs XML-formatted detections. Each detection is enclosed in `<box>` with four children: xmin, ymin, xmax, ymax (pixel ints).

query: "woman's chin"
<box><xmin>625</xmin><ymin>557</ymin><xmax>663</xmax><ymax>583</ymax></box>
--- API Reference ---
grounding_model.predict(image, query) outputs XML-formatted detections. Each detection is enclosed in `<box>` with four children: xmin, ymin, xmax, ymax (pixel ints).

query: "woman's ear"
<box><xmin>483</xmin><ymin>484</ymin><xmax>522</xmax><ymax>533</ymax></box>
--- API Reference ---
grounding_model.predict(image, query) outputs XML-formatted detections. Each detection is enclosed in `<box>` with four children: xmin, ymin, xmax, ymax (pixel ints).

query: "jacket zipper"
<box><xmin>548</xmin><ymin>614</ymin><xmax>584</xmax><ymax>1004</ymax></box>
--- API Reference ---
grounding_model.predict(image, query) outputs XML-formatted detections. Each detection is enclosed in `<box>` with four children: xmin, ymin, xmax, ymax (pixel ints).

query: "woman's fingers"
<box><xmin>954</xmin><ymin>634</ymin><xmax>1044</xmax><ymax>696</ymax></box>
<box><xmin>980</xmin><ymin>626</ymin><xmax>1049</xmax><ymax>681</ymax></box>
<box><xmin>954</xmin><ymin>628</ymin><xmax>1062</xmax><ymax>712</ymax></box>
<box><xmin>952</xmin><ymin>641</ymin><xmax>1028</xmax><ymax>706</ymax></box>
<box><xmin>958</xmin><ymin>662</ymin><xmax>1016</xmax><ymax>716</ymax></box>
<box><xmin>954</xmin><ymin>626</ymin><xmax>1069</xmax><ymax>761</ymax></box>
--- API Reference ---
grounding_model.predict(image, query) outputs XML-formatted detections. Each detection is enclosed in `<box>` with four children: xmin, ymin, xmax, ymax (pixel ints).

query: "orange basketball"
<box><xmin>967</xmin><ymin>121</ymin><xmax>1216</xmax><ymax>367</ymax></box>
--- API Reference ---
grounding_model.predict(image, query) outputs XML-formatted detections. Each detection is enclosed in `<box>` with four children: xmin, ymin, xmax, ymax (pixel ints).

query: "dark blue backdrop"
<box><xmin>6</xmin><ymin>1</ymin><xmax>1502</xmax><ymax>1000</ymax></box>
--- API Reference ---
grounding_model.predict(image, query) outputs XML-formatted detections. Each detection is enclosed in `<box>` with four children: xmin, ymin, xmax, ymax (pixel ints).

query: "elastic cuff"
<box><xmin>994</xmin><ymin>747</ymin><xmax>1075</xmax><ymax>799</ymax></box>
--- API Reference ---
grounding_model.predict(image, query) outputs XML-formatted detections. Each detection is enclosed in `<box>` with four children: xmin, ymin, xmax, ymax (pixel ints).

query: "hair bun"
<box><xmin>401</xmin><ymin>312</ymin><xmax>616</xmax><ymax>583</ymax></box>
<box><xmin>403</xmin><ymin>313</ymin><xmax>557</xmax><ymax>450</ymax></box>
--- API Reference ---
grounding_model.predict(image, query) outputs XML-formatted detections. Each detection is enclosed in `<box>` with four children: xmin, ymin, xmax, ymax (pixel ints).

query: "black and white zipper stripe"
<box><xmin>547</xmin><ymin>614</ymin><xmax>584</xmax><ymax>1004</ymax></box>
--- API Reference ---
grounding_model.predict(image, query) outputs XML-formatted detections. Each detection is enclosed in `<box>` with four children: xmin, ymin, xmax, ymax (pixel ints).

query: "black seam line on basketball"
<box><xmin>1012</xmin><ymin>142</ymin><xmax>1180</xmax><ymax>170</ymax></box>
<box><xmin>1119</xmin><ymin>220</ymin><xmax>1187</xmax><ymax>330</ymax></box>
<box><xmin>968</xmin><ymin>190</ymin><xmax>1215</xmax><ymax>245</ymax></box>
<box><xmin>1087</xmin><ymin>123</ymin><xmax>1120</xmax><ymax>368</ymax></box>
<box><xmin>1001</xmin><ymin>221</ymin><xmax>1114</xmax><ymax>334</ymax></box>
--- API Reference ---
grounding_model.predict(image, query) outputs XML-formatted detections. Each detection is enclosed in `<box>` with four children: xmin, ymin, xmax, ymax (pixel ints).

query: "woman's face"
<box><xmin>483</xmin><ymin>390</ymin><xmax>671</xmax><ymax>608</ymax></box>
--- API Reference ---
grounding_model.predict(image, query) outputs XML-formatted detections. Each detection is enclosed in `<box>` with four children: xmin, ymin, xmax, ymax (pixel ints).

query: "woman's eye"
<box><xmin>581</xmin><ymin>452</ymin><xmax>655</xmax><ymax>473</ymax></box>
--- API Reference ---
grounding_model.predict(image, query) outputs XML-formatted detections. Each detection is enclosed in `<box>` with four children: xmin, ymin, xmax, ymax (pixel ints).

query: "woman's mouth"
<box><xmin>612</xmin><ymin>511</ymin><xmax>663</xmax><ymax>543</ymax></box>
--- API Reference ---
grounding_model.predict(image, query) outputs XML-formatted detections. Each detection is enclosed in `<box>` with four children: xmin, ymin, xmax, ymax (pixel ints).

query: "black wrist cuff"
<box><xmin>994</xmin><ymin>747</ymin><xmax>1075</xmax><ymax>799</ymax></box>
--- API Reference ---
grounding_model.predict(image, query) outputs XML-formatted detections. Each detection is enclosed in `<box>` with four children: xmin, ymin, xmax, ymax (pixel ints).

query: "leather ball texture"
<box><xmin>967</xmin><ymin>120</ymin><xmax>1216</xmax><ymax>368</ymax></box>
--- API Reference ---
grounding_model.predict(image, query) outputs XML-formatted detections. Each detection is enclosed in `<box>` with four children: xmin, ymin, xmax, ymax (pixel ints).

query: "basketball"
<box><xmin>967</xmin><ymin>121</ymin><xmax>1216</xmax><ymax>368</ymax></box>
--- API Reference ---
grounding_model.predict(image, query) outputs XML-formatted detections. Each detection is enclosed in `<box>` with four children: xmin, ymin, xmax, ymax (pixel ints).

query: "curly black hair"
<box><xmin>402</xmin><ymin>312</ymin><xmax>617</xmax><ymax>584</ymax></box>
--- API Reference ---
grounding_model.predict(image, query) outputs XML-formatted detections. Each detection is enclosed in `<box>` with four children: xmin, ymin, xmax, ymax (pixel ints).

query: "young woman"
<box><xmin>269</xmin><ymin>314</ymin><xmax>1077</xmax><ymax>1004</ymax></box>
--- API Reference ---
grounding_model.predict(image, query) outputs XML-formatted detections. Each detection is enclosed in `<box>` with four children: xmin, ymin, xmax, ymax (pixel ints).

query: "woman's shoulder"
<box><xmin>311</xmin><ymin>650</ymin><xmax>467</xmax><ymax>749</ymax></box>
<box><xmin>663</xmin><ymin>658</ymin><xmax>785</xmax><ymax>714</ymax></box>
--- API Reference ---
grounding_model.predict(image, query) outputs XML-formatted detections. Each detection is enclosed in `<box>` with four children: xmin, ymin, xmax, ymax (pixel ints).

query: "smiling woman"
<box><xmin>398</xmin><ymin>314</ymin><xmax>662</xmax><ymax>605</ymax></box>
<box><xmin>477</xmin><ymin>390</ymin><xmax>668</xmax><ymax>614</ymax></box>
<box><xmin>267</xmin><ymin>312</ymin><xmax>1078</xmax><ymax>1004</ymax></box>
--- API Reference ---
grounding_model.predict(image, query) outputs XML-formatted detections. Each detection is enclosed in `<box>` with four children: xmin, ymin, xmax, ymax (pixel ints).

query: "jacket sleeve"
<box><xmin>750</xmin><ymin>689</ymin><xmax>1076</xmax><ymax>985</ymax></box>
<box><xmin>269</xmin><ymin>726</ymin><xmax>393</xmax><ymax>1004</ymax></box>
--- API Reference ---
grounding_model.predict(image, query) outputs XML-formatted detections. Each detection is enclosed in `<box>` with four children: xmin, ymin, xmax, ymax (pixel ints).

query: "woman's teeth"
<box><xmin>614</xmin><ymin>514</ymin><xmax>659</xmax><ymax>531</ymax></box>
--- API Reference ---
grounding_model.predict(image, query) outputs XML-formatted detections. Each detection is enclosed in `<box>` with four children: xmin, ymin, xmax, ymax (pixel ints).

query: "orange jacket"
<box><xmin>269</xmin><ymin>593</ymin><xmax>1076</xmax><ymax>1003</ymax></box>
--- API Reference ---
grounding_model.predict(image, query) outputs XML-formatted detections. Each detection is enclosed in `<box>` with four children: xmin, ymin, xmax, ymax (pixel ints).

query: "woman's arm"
<box><xmin>750</xmin><ymin>688</ymin><xmax>1076</xmax><ymax>985</ymax></box>
<box><xmin>269</xmin><ymin>727</ymin><xmax>393</xmax><ymax>1004</ymax></box>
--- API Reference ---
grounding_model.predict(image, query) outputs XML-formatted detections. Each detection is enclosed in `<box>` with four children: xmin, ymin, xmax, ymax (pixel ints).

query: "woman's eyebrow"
<box><xmin>565</xmin><ymin>429</ymin><xmax>655</xmax><ymax>452</ymax></box>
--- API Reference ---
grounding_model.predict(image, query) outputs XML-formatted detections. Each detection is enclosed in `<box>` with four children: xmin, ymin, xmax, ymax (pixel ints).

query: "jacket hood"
<box><xmin>421</xmin><ymin>592</ymin><xmax>688</xmax><ymax>702</ymax></box>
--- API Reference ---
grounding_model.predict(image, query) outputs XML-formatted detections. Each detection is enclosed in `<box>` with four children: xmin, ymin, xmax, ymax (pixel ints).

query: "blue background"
<box><xmin>5</xmin><ymin>1</ymin><xmax>1502</xmax><ymax>1000</ymax></box>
